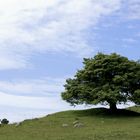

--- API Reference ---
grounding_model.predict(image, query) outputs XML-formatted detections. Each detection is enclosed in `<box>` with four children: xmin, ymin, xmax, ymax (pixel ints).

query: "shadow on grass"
<box><xmin>73</xmin><ymin>107</ymin><xmax>140</xmax><ymax>118</ymax></box>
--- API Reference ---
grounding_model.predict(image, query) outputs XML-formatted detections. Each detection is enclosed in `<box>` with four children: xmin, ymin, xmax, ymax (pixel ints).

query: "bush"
<box><xmin>1</xmin><ymin>118</ymin><xmax>9</xmax><ymax>124</ymax></box>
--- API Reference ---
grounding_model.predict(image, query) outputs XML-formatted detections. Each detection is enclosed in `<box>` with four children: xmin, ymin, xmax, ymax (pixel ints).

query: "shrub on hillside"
<box><xmin>1</xmin><ymin>118</ymin><xmax>9</xmax><ymax>124</ymax></box>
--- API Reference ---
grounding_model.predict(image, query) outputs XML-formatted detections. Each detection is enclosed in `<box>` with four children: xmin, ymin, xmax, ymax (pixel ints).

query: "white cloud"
<box><xmin>0</xmin><ymin>0</ymin><xmax>122</xmax><ymax>70</ymax></box>
<box><xmin>0</xmin><ymin>92</ymin><xmax>50</xmax><ymax>109</ymax></box>
<box><xmin>0</xmin><ymin>77</ymin><xmax>66</xmax><ymax>96</ymax></box>
<box><xmin>0</xmin><ymin>76</ymin><xmax>88</xmax><ymax>122</ymax></box>
<box><xmin>126</xmin><ymin>0</ymin><xmax>140</xmax><ymax>19</ymax></box>
<box><xmin>122</xmin><ymin>38</ymin><xmax>137</xmax><ymax>43</ymax></box>
<box><xmin>0</xmin><ymin>90</ymin><xmax>76</xmax><ymax>121</ymax></box>
<box><xmin>0</xmin><ymin>76</ymin><xmax>76</xmax><ymax>118</ymax></box>
<box><xmin>117</xmin><ymin>0</ymin><xmax>140</xmax><ymax>20</ymax></box>
<box><xmin>0</xmin><ymin>107</ymin><xmax>49</xmax><ymax>123</ymax></box>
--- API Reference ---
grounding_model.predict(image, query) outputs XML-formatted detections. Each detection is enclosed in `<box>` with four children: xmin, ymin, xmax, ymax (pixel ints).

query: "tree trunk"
<box><xmin>109</xmin><ymin>103</ymin><xmax>117</xmax><ymax>112</ymax></box>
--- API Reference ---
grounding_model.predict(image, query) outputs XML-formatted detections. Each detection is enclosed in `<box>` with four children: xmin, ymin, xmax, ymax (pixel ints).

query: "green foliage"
<box><xmin>1</xmin><ymin>118</ymin><xmax>9</xmax><ymax>125</ymax></box>
<box><xmin>62</xmin><ymin>53</ymin><xmax>140</xmax><ymax>110</ymax></box>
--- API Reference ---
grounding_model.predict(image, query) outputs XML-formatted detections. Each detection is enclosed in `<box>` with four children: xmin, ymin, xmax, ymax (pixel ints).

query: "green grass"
<box><xmin>0</xmin><ymin>106</ymin><xmax>140</xmax><ymax>140</ymax></box>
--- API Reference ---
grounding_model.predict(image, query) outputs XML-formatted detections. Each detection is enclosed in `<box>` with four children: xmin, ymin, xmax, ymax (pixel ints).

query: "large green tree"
<box><xmin>61</xmin><ymin>53</ymin><xmax>140</xmax><ymax>111</ymax></box>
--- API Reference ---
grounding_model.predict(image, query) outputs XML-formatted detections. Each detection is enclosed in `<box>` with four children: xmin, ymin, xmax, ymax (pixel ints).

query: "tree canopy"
<box><xmin>61</xmin><ymin>53</ymin><xmax>140</xmax><ymax>111</ymax></box>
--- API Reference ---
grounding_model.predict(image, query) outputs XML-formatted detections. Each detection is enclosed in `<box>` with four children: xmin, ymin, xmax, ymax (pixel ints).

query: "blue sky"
<box><xmin>0</xmin><ymin>0</ymin><xmax>139</xmax><ymax>122</ymax></box>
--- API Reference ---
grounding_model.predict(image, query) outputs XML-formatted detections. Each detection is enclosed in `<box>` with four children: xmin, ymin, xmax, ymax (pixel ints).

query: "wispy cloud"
<box><xmin>115</xmin><ymin>0</ymin><xmax>140</xmax><ymax>20</ymax></box>
<box><xmin>0</xmin><ymin>77</ymin><xmax>66</xmax><ymax>97</ymax></box>
<box><xmin>0</xmin><ymin>91</ymin><xmax>73</xmax><ymax>119</ymax></box>
<box><xmin>0</xmin><ymin>0</ymin><xmax>139</xmax><ymax>122</ymax></box>
<box><xmin>0</xmin><ymin>0</ymin><xmax>122</xmax><ymax>70</ymax></box>
<box><xmin>0</xmin><ymin>76</ymin><xmax>85</xmax><ymax>122</ymax></box>
<box><xmin>126</xmin><ymin>0</ymin><xmax>140</xmax><ymax>20</ymax></box>
<box><xmin>0</xmin><ymin>76</ymin><xmax>70</xmax><ymax>114</ymax></box>
<box><xmin>122</xmin><ymin>38</ymin><xmax>137</xmax><ymax>43</ymax></box>
<box><xmin>0</xmin><ymin>92</ymin><xmax>51</xmax><ymax>109</ymax></box>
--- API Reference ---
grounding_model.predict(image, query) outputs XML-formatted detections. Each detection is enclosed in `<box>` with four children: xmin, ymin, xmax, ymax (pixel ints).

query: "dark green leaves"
<box><xmin>61</xmin><ymin>53</ymin><xmax>140</xmax><ymax>109</ymax></box>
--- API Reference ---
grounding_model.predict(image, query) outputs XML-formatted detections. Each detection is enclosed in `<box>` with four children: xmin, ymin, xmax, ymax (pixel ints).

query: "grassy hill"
<box><xmin>0</xmin><ymin>106</ymin><xmax>140</xmax><ymax>140</ymax></box>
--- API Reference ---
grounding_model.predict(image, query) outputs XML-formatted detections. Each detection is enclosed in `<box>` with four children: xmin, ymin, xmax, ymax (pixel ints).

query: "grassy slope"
<box><xmin>0</xmin><ymin>106</ymin><xmax>140</xmax><ymax>140</ymax></box>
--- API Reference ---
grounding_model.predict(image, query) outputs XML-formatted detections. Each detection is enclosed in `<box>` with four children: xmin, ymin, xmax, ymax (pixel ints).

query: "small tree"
<box><xmin>61</xmin><ymin>53</ymin><xmax>140</xmax><ymax>111</ymax></box>
<box><xmin>1</xmin><ymin>118</ymin><xmax>9</xmax><ymax>125</ymax></box>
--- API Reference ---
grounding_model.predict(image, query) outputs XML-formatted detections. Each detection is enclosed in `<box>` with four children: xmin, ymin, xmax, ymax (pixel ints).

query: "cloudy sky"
<box><xmin>0</xmin><ymin>0</ymin><xmax>139</xmax><ymax>122</ymax></box>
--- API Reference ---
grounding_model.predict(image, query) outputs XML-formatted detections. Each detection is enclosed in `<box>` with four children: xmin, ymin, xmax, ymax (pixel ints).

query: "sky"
<box><xmin>0</xmin><ymin>0</ymin><xmax>139</xmax><ymax>122</ymax></box>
